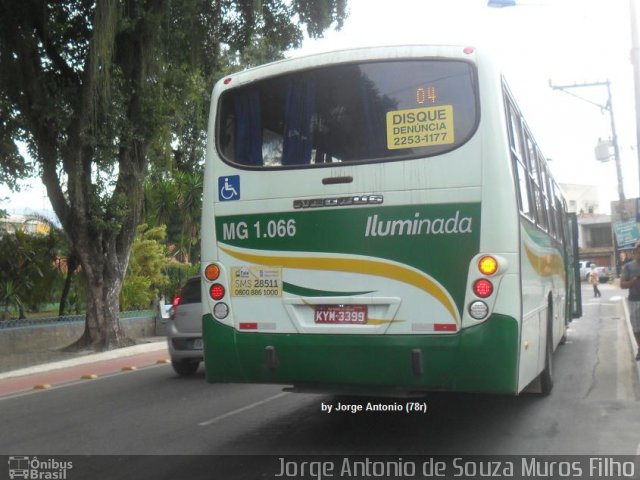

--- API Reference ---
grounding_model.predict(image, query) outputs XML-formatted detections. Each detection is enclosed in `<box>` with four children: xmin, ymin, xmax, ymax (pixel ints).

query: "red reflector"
<box><xmin>463</xmin><ymin>46</ymin><xmax>475</xmax><ymax>54</ymax></box>
<box><xmin>473</xmin><ymin>279</ymin><xmax>494</xmax><ymax>298</ymax></box>
<box><xmin>434</xmin><ymin>323</ymin><xmax>457</xmax><ymax>332</ymax></box>
<box><xmin>210</xmin><ymin>284</ymin><xmax>225</xmax><ymax>300</ymax></box>
<box><xmin>223</xmin><ymin>77</ymin><xmax>232</xmax><ymax>84</ymax></box>
<box><xmin>239</xmin><ymin>322</ymin><xmax>258</xmax><ymax>330</ymax></box>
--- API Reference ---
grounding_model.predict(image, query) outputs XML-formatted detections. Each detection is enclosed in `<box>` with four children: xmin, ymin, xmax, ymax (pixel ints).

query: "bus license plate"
<box><xmin>314</xmin><ymin>305</ymin><xmax>368</xmax><ymax>324</ymax></box>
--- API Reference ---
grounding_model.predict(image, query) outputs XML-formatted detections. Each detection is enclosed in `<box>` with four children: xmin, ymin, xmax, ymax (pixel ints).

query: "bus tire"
<box><xmin>539</xmin><ymin>310</ymin><xmax>554</xmax><ymax>396</ymax></box>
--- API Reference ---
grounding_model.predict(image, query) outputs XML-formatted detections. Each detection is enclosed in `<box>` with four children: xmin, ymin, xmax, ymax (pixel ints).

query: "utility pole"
<box><xmin>549</xmin><ymin>80</ymin><xmax>626</xmax><ymax>209</ymax></box>
<box><xmin>550</xmin><ymin>80</ymin><xmax>627</xmax><ymax>275</ymax></box>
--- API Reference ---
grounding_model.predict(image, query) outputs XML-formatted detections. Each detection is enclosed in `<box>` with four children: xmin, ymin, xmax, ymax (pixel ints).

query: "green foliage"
<box><xmin>0</xmin><ymin>98</ymin><xmax>31</xmax><ymax>190</ymax></box>
<box><xmin>145</xmin><ymin>169</ymin><xmax>203</xmax><ymax>263</ymax></box>
<box><xmin>0</xmin><ymin>229</ymin><xmax>64</xmax><ymax>319</ymax></box>
<box><xmin>163</xmin><ymin>262</ymin><xmax>200</xmax><ymax>302</ymax></box>
<box><xmin>120</xmin><ymin>224</ymin><xmax>170</xmax><ymax>310</ymax></box>
<box><xmin>0</xmin><ymin>280</ymin><xmax>23</xmax><ymax>320</ymax></box>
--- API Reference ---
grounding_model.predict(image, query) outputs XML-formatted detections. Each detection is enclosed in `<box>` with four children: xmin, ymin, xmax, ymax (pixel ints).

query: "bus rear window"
<box><xmin>217</xmin><ymin>60</ymin><xmax>479</xmax><ymax>168</ymax></box>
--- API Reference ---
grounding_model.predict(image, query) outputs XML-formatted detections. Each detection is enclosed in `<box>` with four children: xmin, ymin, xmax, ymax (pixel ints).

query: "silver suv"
<box><xmin>168</xmin><ymin>276</ymin><xmax>203</xmax><ymax>375</ymax></box>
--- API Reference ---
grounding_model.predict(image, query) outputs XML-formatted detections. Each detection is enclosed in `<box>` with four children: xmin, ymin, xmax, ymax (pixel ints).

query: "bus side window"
<box><xmin>505</xmin><ymin>99</ymin><xmax>533</xmax><ymax>219</ymax></box>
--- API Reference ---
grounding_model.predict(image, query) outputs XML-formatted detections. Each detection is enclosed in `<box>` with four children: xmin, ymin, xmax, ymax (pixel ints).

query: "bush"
<box><xmin>120</xmin><ymin>224</ymin><xmax>170</xmax><ymax>310</ymax></box>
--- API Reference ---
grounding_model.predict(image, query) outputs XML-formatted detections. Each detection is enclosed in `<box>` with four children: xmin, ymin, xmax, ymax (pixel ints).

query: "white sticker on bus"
<box><xmin>231</xmin><ymin>266</ymin><xmax>282</xmax><ymax>297</ymax></box>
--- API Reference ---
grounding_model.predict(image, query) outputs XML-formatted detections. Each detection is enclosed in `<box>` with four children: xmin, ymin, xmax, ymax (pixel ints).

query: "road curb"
<box><xmin>0</xmin><ymin>341</ymin><xmax>167</xmax><ymax>381</ymax></box>
<box><xmin>616</xmin><ymin>295</ymin><xmax>640</xmax><ymax>384</ymax></box>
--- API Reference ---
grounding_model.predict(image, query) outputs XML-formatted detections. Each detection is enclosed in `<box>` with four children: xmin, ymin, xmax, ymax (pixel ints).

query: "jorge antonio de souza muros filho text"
<box><xmin>274</xmin><ymin>456</ymin><xmax>635</xmax><ymax>479</ymax></box>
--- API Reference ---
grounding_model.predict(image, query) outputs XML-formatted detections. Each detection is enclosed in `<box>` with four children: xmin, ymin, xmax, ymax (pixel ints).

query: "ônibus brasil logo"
<box><xmin>8</xmin><ymin>456</ymin><xmax>73</xmax><ymax>479</ymax></box>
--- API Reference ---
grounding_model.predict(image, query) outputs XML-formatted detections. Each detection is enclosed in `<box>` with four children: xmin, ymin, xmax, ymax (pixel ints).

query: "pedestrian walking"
<box><xmin>620</xmin><ymin>241</ymin><xmax>640</xmax><ymax>360</ymax></box>
<box><xmin>590</xmin><ymin>266</ymin><xmax>601</xmax><ymax>298</ymax></box>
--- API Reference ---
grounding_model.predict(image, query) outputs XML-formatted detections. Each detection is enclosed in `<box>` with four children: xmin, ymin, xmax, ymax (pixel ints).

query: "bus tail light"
<box><xmin>473</xmin><ymin>279</ymin><xmax>493</xmax><ymax>298</ymax></box>
<box><xmin>210</xmin><ymin>284</ymin><xmax>225</xmax><ymax>300</ymax></box>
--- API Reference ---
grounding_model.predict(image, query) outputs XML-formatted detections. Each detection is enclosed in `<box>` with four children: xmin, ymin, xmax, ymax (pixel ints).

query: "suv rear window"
<box><xmin>180</xmin><ymin>278</ymin><xmax>201</xmax><ymax>304</ymax></box>
<box><xmin>218</xmin><ymin>59</ymin><xmax>478</xmax><ymax>168</ymax></box>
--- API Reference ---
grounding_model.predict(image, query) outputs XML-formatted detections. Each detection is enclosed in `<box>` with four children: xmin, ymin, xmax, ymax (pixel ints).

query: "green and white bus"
<box><xmin>201</xmin><ymin>45</ymin><xmax>580</xmax><ymax>396</ymax></box>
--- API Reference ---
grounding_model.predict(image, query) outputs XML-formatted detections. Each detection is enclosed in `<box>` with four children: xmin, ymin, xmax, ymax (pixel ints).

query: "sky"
<box><xmin>2</xmin><ymin>0</ymin><xmax>637</xmax><ymax>217</ymax></box>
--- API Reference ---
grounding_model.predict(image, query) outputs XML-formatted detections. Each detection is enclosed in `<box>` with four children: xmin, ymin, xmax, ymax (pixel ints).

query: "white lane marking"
<box><xmin>198</xmin><ymin>392</ymin><xmax>290</xmax><ymax>426</ymax></box>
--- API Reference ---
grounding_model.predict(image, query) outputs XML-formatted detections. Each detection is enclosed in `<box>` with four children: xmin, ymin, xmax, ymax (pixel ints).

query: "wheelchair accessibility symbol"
<box><xmin>218</xmin><ymin>175</ymin><xmax>240</xmax><ymax>201</ymax></box>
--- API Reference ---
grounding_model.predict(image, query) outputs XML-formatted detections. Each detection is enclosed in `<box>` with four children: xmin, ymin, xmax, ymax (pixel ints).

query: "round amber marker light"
<box><xmin>204</xmin><ymin>263</ymin><xmax>220</xmax><ymax>281</ymax></box>
<box><xmin>478</xmin><ymin>256</ymin><xmax>498</xmax><ymax>276</ymax></box>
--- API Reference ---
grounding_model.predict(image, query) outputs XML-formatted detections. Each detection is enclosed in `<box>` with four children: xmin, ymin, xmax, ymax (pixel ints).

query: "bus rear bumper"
<box><xmin>203</xmin><ymin>314</ymin><xmax>519</xmax><ymax>395</ymax></box>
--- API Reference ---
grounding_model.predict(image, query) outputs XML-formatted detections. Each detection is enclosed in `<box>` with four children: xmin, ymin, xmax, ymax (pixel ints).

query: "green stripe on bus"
<box><xmin>203</xmin><ymin>313</ymin><xmax>519</xmax><ymax>394</ymax></box>
<box><xmin>283</xmin><ymin>282</ymin><xmax>374</xmax><ymax>297</ymax></box>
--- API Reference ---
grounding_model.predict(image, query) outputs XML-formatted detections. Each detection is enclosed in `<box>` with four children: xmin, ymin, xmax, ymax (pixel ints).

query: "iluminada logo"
<box><xmin>8</xmin><ymin>456</ymin><xmax>73</xmax><ymax>479</ymax></box>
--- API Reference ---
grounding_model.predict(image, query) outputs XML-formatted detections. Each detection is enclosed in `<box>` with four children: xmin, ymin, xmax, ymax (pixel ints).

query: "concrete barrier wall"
<box><xmin>0</xmin><ymin>316</ymin><xmax>157</xmax><ymax>354</ymax></box>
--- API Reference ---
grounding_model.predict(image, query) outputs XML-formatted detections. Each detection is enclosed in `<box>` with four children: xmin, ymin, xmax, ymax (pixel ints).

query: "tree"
<box><xmin>0</xmin><ymin>1</ymin><xmax>347</xmax><ymax>350</ymax></box>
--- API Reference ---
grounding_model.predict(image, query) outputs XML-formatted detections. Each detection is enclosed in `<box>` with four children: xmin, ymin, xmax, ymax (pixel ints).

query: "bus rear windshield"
<box><xmin>217</xmin><ymin>59</ymin><xmax>479</xmax><ymax>168</ymax></box>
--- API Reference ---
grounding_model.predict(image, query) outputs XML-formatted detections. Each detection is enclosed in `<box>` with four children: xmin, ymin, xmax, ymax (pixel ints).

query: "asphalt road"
<box><xmin>1</xmin><ymin>283</ymin><xmax>639</xmax><ymax>478</ymax></box>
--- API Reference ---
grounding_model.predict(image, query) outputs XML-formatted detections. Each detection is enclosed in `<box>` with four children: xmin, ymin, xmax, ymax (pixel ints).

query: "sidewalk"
<box><xmin>0</xmin><ymin>336</ymin><xmax>168</xmax><ymax>381</ymax></box>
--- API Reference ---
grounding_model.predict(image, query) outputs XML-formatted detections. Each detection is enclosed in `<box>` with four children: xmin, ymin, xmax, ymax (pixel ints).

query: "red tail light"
<box><xmin>170</xmin><ymin>293</ymin><xmax>182</xmax><ymax>321</ymax></box>
<box><xmin>210</xmin><ymin>284</ymin><xmax>225</xmax><ymax>301</ymax></box>
<box><xmin>172</xmin><ymin>294</ymin><xmax>182</xmax><ymax>308</ymax></box>
<box><xmin>473</xmin><ymin>279</ymin><xmax>494</xmax><ymax>298</ymax></box>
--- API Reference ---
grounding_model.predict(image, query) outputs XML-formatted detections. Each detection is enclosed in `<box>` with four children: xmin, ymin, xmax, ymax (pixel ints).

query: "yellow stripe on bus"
<box><xmin>524</xmin><ymin>243</ymin><xmax>565</xmax><ymax>279</ymax></box>
<box><xmin>219</xmin><ymin>245</ymin><xmax>460</xmax><ymax>325</ymax></box>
